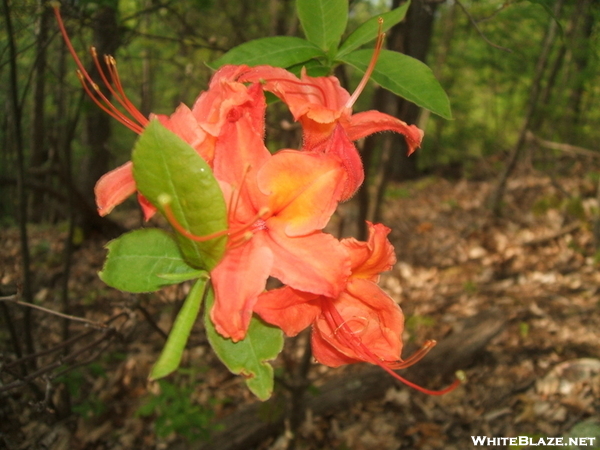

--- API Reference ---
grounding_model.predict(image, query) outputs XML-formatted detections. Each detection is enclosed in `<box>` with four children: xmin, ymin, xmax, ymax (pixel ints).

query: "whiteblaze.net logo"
<box><xmin>471</xmin><ymin>436</ymin><xmax>597</xmax><ymax>446</ymax></box>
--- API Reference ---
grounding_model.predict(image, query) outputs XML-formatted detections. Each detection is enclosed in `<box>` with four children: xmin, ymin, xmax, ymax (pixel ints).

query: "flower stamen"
<box><xmin>258</xmin><ymin>77</ymin><xmax>330</xmax><ymax>108</ymax></box>
<box><xmin>322</xmin><ymin>301</ymin><xmax>460</xmax><ymax>396</ymax></box>
<box><xmin>160</xmin><ymin>194</ymin><xmax>270</xmax><ymax>246</ymax></box>
<box><xmin>161</xmin><ymin>199</ymin><xmax>229</xmax><ymax>242</ymax></box>
<box><xmin>331</xmin><ymin>316</ymin><xmax>369</xmax><ymax>337</ymax></box>
<box><xmin>345</xmin><ymin>17</ymin><xmax>385</xmax><ymax>110</ymax></box>
<box><xmin>53</xmin><ymin>5</ymin><xmax>147</xmax><ymax>134</ymax></box>
<box><xmin>387</xmin><ymin>340</ymin><xmax>436</xmax><ymax>370</ymax></box>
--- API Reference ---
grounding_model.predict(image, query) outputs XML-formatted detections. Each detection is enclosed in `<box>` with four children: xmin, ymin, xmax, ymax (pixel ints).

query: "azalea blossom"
<box><xmin>255</xmin><ymin>222</ymin><xmax>458</xmax><ymax>395</ymax></box>
<box><xmin>167</xmin><ymin>102</ymin><xmax>352</xmax><ymax>341</ymax></box>
<box><xmin>93</xmin><ymin>65</ymin><xmax>260</xmax><ymax>219</ymax></box>
<box><xmin>55</xmin><ymin>5</ymin><xmax>263</xmax><ymax>219</ymax></box>
<box><xmin>238</xmin><ymin>32</ymin><xmax>424</xmax><ymax>200</ymax></box>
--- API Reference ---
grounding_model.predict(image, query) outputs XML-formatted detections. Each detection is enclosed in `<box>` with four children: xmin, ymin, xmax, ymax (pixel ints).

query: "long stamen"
<box><xmin>259</xmin><ymin>77</ymin><xmax>329</xmax><ymax>107</ymax></box>
<box><xmin>104</xmin><ymin>55</ymin><xmax>149</xmax><ymax>126</ymax></box>
<box><xmin>226</xmin><ymin>232</ymin><xmax>254</xmax><ymax>250</ymax></box>
<box><xmin>53</xmin><ymin>5</ymin><xmax>146</xmax><ymax>134</ymax></box>
<box><xmin>160</xmin><ymin>194</ymin><xmax>270</xmax><ymax>245</ymax></box>
<box><xmin>90</xmin><ymin>50</ymin><xmax>143</xmax><ymax>129</ymax></box>
<box><xmin>161</xmin><ymin>199</ymin><xmax>229</xmax><ymax>242</ymax></box>
<box><xmin>229</xmin><ymin>165</ymin><xmax>251</xmax><ymax>223</ymax></box>
<box><xmin>228</xmin><ymin>207</ymin><xmax>270</xmax><ymax>237</ymax></box>
<box><xmin>322</xmin><ymin>302</ymin><xmax>460</xmax><ymax>396</ymax></box>
<box><xmin>387</xmin><ymin>340</ymin><xmax>436</xmax><ymax>370</ymax></box>
<box><xmin>345</xmin><ymin>18</ymin><xmax>385</xmax><ymax>110</ymax></box>
<box><xmin>76</xmin><ymin>70</ymin><xmax>144</xmax><ymax>134</ymax></box>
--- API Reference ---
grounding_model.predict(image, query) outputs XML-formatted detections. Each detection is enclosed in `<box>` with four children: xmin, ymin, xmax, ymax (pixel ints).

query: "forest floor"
<box><xmin>2</xmin><ymin>168</ymin><xmax>600</xmax><ymax>450</ymax></box>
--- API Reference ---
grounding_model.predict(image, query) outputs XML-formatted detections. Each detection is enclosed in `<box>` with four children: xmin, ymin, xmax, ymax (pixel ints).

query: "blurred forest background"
<box><xmin>2</xmin><ymin>0</ymin><xmax>600</xmax><ymax>449</ymax></box>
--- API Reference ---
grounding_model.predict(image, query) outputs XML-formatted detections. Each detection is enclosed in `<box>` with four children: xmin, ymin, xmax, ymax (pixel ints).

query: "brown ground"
<box><xmin>1</xmin><ymin>169</ymin><xmax>600</xmax><ymax>450</ymax></box>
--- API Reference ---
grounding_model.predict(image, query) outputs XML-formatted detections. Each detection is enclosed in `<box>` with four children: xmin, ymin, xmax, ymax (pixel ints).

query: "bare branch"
<box><xmin>0</xmin><ymin>295</ymin><xmax>108</xmax><ymax>329</ymax></box>
<box><xmin>455</xmin><ymin>0</ymin><xmax>512</xmax><ymax>53</ymax></box>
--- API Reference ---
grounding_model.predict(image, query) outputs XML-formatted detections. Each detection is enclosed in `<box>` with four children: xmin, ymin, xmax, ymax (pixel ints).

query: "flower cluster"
<box><xmin>55</xmin><ymin>6</ymin><xmax>458</xmax><ymax>395</ymax></box>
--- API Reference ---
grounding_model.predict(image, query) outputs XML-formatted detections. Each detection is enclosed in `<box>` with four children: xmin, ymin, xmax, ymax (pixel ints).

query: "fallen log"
<box><xmin>176</xmin><ymin>308</ymin><xmax>506</xmax><ymax>450</ymax></box>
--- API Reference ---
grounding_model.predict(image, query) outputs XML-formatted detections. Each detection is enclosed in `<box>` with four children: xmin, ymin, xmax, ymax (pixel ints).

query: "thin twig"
<box><xmin>134</xmin><ymin>295</ymin><xmax>168</xmax><ymax>341</ymax></box>
<box><xmin>2</xmin><ymin>329</ymin><xmax>96</xmax><ymax>370</ymax></box>
<box><xmin>0</xmin><ymin>327</ymin><xmax>118</xmax><ymax>394</ymax></box>
<box><xmin>0</xmin><ymin>295</ymin><xmax>108</xmax><ymax>329</ymax></box>
<box><xmin>455</xmin><ymin>0</ymin><xmax>512</xmax><ymax>53</ymax></box>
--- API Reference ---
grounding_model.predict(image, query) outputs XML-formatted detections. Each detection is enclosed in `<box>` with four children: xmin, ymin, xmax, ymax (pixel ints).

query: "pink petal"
<box><xmin>254</xmin><ymin>286</ymin><xmax>321</xmax><ymax>337</ymax></box>
<box><xmin>264</xmin><ymin>227</ymin><xmax>350</xmax><ymax>299</ymax></box>
<box><xmin>346</xmin><ymin>110</ymin><xmax>424</xmax><ymax>155</ymax></box>
<box><xmin>239</xmin><ymin>66</ymin><xmax>350</xmax><ymax>123</ymax></box>
<box><xmin>137</xmin><ymin>193</ymin><xmax>157</xmax><ymax>221</ymax></box>
<box><xmin>210</xmin><ymin>237</ymin><xmax>273</xmax><ymax>342</ymax></box>
<box><xmin>258</xmin><ymin>151</ymin><xmax>345</xmax><ymax>236</ymax></box>
<box><xmin>321</xmin><ymin>125</ymin><xmax>364</xmax><ymax>200</ymax></box>
<box><xmin>311</xmin><ymin>322</ymin><xmax>357</xmax><ymax>367</ymax></box>
<box><xmin>313</xmin><ymin>281</ymin><xmax>404</xmax><ymax>365</ymax></box>
<box><xmin>94</xmin><ymin>161</ymin><xmax>136</xmax><ymax>216</ymax></box>
<box><xmin>342</xmin><ymin>222</ymin><xmax>396</xmax><ymax>281</ymax></box>
<box><xmin>213</xmin><ymin>112</ymin><xmax>270</xmax><ymax>189</ymax></box>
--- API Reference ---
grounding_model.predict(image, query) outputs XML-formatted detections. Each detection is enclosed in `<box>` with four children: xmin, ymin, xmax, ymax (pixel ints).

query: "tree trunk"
<box><xmin>565</xmin><ymin>0</ymin><xmax>593</xmax><ymax>134</ymax></box>
<box><xmin>486</xmin><ymin>0</ymin><xmax>564</xmax><ymax>215</ymax></box>
<box><xmin>390</xmin><ymin>0</ymin><xmax>439</xmax><ymax>181</ymax></box>
<box><xmin>2</xmin><ymin>0</ymin><xmax>36</xmax><ymax>367</ymax></box>
<box><xmin>29</xmin><ymin>1</ymin><xmax>51</xmax><ymax>222</ymax></box>
<box><xmin>79</xmin><ymin>5</ymin><xmax>121</xmax><ymax>235</ymax></box>
<box><xmin>356</xmin><ymin>0</ymin><xmax>440</xmax><ymax>239</ymax></box>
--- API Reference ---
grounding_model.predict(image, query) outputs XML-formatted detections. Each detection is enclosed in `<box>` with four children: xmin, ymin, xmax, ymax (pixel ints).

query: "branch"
<box><xmin>0</xmin><ymin>294</ymin><xmax>108</xmax><ymax>329</ymax></box>
<box><xmin>0</xmin><ymin>328</ymin><xmax>117</xmax><ymax>394</ymax></box>
<box><xmin>526</xmin><ymin>131</ymin><xmax>600</xmax><ymax>159</ymax></box>
<box><xmin>0</xmin><ymin>312</ymin><xmax>128</xmax><ymax>395</ymax></box>
<box><xmin>455</xmin><ymin>0</ymin><xmax>512</xmax><ymax>53</ymax></box>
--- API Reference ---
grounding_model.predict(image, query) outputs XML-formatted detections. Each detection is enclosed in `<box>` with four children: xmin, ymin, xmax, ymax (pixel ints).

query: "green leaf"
<box><xmin>297</xmin><ymin>0</ymin><xmax>348</xmax><ymax>52</ymax></box>
<box><xmin>337</xmin><ymin>2</ymin><xmax>410</xmax><ymax>58</ymax></box>
<box><xmin>339</xmin><ymin>49</ymin><xmax>452</xmax><ymax>119</ymax></box>
<box><xmin>157</xmin><ymin>271</ymin><xmax>207</xmax><ymax>283</ymax></box>
<box><xmin>99</xmin><ymin>228</ymin><xmax>204</xmax><ymax>293</ymax></box>
<box><xmin>286</xmin><ymin>58</ymin><xmax>332</xmax><ymax>77</ymax></box>
<box><xmin>132</xmin><ymin>120</ymin><xmax>227</xmax><ymax>270</ymax></box>
<box><xmin>150</xmin><ymin>277</ymin><xmax>208</xmax><ymax>380</ymax></box>
<box><xmin>204</xmin><ymin>286</ymin><xmax>283</xmax><ymax>401</ymax></box>
<box><xmin>211</xmin><ymin>37</ymin><xmax>325</xmax><ymax>69</ymax></box>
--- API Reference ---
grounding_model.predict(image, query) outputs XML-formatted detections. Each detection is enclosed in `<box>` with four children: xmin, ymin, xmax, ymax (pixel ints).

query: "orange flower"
<box><xmin>255</xmin><ymin>222</ymin><xmax>458</xmax><ymax>395</ymax></box>
<box><xmin>55</xmin><ymin>4</ymin><xmax>262</xmax><ymax>219</ymax></box>
<box><xmin>238</xmin><ymin>43</ymin><xmax>424</xmax><ymax>200</ymax></box>
<box><xmin>255</xmin><ymin>222</ymin><xmax>397</xmax><ymax>341</ymax></box>
<box><xmin>200</xmin><ymin>103</ymin><xmax>351</xmax><ymax>341</ymax></box>
<box><xmin>93</xmin><ymin>65</ymin><xmax>261</xmax><ymax>219</ymax></box>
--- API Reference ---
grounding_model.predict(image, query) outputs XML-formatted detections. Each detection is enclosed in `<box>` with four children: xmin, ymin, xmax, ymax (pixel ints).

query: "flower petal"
<box><xmin>192</xmin><ymin>65</ymin><xmax>262</xmax><ymax>138</ymax></box>
<box><xmin>137</xmin><ymin>193</ymin><xmax>157</xmax><ymax>221</ymax></box>
<box><xmin>264</xmin><ymin>227</ymin><xmax>350</xmax><ymax>298</ymax></box>
<box><xmin>152</xmin><ymin>105</ymin><xmax>213</xmax><ymax>163</ymax></box>
<box><xmin>210</xmin><ymin>236</ymin><xmax>273</xmax><ymax>342</ymax></box>
<box><xmin>213</xmin><ymin>112</ymin><xmax>271</xmax><ymax>195</ymax></box>
<box><xmin>342</xmin><ymin>222</ymin><xmax>396</xmax><ymax>281</ymax></box>
<box><xmin>239</xmin><ymin>66</ymin><xmax>350</xmax><ymax>122</ymax></box>
<box><xmin>94</xmin><ymin>161</ymin><xmax>136</xmax><ymax>216</ymax></box>
<box><xmin>346</xmin><ymin>110</ymin><xmax>424</xmax><ymax>155</ymax></box>
<box><xmin>313</xmin><ymin>280</ymin><xmax>404</xmax><ymax>365</ymax></box>
<box><xmin>311</xmin><ymin>322</ymin><xmax>357</xmax><ymax>367</ymax></box>
<box><xmin>254</xmin><ymin>286</ymin><xmax>321</xmax><ymax>336</ymax></box>
<box><xmin>258</xmin><ymin>151</ymin><xmax>345</xmax><ymax>236</ymax></box>
<box><xmin>321</xmin><ymin>124</ymin><xmax>364</xmax><ymax>200</ymax></box>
